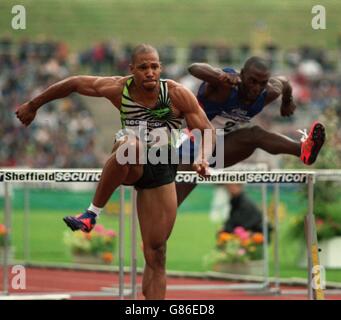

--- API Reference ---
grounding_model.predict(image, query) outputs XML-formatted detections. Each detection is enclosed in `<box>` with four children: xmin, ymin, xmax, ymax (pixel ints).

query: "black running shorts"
<box><xmin>120</xmin><ymin>146</ymin><xmax>177</xmax><ymax>189</ymax></box>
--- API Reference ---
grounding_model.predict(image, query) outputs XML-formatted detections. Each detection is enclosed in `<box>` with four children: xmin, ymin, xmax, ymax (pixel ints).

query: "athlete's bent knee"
<box><xmin>144</xmin><ymin>244</ymin><xmax>166</xmax><ymax>273</ymax></box>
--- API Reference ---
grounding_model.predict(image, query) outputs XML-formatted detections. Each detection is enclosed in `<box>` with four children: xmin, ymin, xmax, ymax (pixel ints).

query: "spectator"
<box><xmin>222</xmin><ymin>184</ymin><xmax>265</xmax><ymax>234</ymax></box>
<box><xmin>0</xmin><ymin>38</ymin><xmax>99</xmax><ymax>169</ymax></box>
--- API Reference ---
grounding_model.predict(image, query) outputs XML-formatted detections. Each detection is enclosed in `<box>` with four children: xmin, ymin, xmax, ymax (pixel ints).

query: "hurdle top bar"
<box><xmin>0</xmin><ymin>168</ymin><xmax>316</xmax><ymax>184</ymax></box>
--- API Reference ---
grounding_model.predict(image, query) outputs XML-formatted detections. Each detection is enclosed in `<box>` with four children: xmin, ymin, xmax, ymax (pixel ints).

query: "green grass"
<box><xmin>168</xmin><ymin>213</ymin><xmax>218</xmax><ymax>271</ymax></box>
<box><xmin>3</xmin><ymin>207</ymin><xmax>341</xmax><ymax>283</ymax></box>
<box><xmin>3</xmin><ymin>209</ymin><xmax>217</xmax><ymax>269</ymax></box>
<box><xmin>0</xmin><ymin>0</ymin><xmax>340</xmax><ymax>51</ymax></box>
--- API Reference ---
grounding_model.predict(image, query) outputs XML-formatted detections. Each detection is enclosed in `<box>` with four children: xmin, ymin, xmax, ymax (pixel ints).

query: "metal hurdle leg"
<box><xmin>261</xmin><ymin>184</ymin><xmax>270</xmax><ymax>289</ymax></box>
<box><xmin>273</xmin><ymin>183</ymin><xmax>281</xmax><ymax>293</ymax></box>
<box><xmin>131</xmin><ymin>188</ymin><xmax>138</xmax><ymax>299</ymax></box>
<box><xmin>2</xmin><ymin>182</ymin><xmax>12</xmax><ymax>295</ymax></box>
<box><xmin>24</xmin><ymin>183</ymin><xmax>30</xmax><ymax>264</ymax></box>
<box><xmin>305</xmin><ymin>174</ymin><xmax>325</xmax><ymax>300</ymax></box>
<box><xmin>118</xmin><ymin>186</ymin><xmax>138</xmax><ymax>300</ymax></box>
<box><xmin>119</xmin><ymin>186</ymin><xmax>125</xmax><ymax>299</ymax></box>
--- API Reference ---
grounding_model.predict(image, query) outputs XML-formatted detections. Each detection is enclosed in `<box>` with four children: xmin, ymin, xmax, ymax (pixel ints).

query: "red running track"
<box><xmin>0</xmin><ymin>267</ymin><xmax>340</xmax><ymax>300</ymax></box>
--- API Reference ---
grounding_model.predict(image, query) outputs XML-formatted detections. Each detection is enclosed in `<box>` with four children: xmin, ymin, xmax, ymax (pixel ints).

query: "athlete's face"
<box><xmin>240</xmin><ymin>66</ymin><xmax>270</xmax><ymax>101</ymax></box>
<box><xmin>130</xmin><ymin>51</ymin><xmax>162</xmax><ymax>91</ymax></box>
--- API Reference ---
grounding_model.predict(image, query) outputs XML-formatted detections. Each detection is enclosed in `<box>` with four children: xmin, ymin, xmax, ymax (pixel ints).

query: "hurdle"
<box><xmin>276</xmin><ymin>170</ymin><xmax>341</xmax><ymax>298</ymax></box>
<box><xmin>174</xmin><ymin>169</ymin><xmax>323</xmax><ymax>299</ymax></box>
<box><xmin>0</xmin><ymin>168</ymin><xmax>137</xmax><ymax>299</ymax></box>
<box><xmin>0</xmin><ymin>168</ymin><xmax>324</xmax><ymax>300</ymax></box>
<box><xmin>305</xmin><ymin>174</ymin><xmax>324</xmax><ymax>299</ymax></box>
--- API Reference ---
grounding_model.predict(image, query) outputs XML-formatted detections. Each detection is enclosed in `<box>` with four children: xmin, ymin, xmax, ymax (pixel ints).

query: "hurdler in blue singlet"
<box><xmin>197</xmin><ymin>67</ymin><xmax>268</xmax><ymax>134</ymax></box>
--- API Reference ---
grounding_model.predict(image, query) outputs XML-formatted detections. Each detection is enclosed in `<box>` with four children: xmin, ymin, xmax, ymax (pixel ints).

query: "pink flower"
<box><xmin>238</xmin><ymin>231</ymin><xmax>250</xmax><ymax>241</ymax></box>
<box><xmin>106</xmin><ymin>230</ymin><xmax>117</xmax><ymax>238</ymax></box>
<box><xmin>94</xmin><ymin>224</ymin><xmax>105</xmax><ymax>233</ymax></box>
<box><xmin>233</xmin><ymin>226</ymin><xmax>246</xmax><ymax>235</ymax></box>
<box><xmin>233</xmin><ymin>226</ymin><xmax>250</xmax><ymax>240</ymax></box>
<box><xmin>238</xmin><ymin>249</ymin><xmax>246</xmax><ymax>256</ymax></box>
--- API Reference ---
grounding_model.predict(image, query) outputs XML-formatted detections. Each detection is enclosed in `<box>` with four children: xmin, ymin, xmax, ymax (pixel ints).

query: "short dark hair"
<box><xmin>243</xmin><ymin>56</ymin><xmax>270</xmax><ymax>72</ymax></box>
<box><xmin>131</xmin><ymin>44</ymin><xmax>159</xmax><ymax>63</ymax></box>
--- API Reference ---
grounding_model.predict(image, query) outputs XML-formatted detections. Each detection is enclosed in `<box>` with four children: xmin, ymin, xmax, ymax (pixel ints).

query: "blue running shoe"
<box><xmin>63</xmin><ymin>210</ymin><xmax>97</xmax><ymax>233</ymax></box>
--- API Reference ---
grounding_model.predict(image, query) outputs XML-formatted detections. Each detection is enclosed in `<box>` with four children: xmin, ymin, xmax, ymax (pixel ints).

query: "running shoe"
<box><xmin>299</xmin><ymin>121</ymin><xmax>325</xmax><ymax>165</ymax></box>
<box><xmin>63</xmin><ymin>210</ymin><xmax>97</xmax><ymax>233</ymax></box>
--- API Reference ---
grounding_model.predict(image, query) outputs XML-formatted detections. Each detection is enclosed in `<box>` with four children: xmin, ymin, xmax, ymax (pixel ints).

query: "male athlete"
<box><xmin>176</xmin><ymin>57</ymin><xmax>325</xmax><ymax>206</ymax></box>
<box><xmin>15</xmin><ymin>44</ymin><xmax>215</xmax><ymax>300</ymax></box>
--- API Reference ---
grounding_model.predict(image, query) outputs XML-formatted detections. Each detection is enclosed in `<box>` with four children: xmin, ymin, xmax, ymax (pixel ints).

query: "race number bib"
<box><xmin>211</xmin><ymin>116</ymin><xmax>238</xmax><ymax>134</ymax></box>
<box><xmin>115</xmin><ymin>125</ymin><xmax>170</xmax><ymax>147</ymax></box>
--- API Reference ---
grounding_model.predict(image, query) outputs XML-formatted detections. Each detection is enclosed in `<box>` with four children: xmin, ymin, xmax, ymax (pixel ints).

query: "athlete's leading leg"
<box><xmin>175</xmin><ymin>125</ymin><xmax>295</xmax><ymax>206</ymax></box>
<box><xmin>222</xmin><ymin>125</ymin><xmax>301</xmax><ymax>167</ymax></box>
<box><xmin>177</xmin><ymin>125</ymin><xmax>302</xmax><ymax>207</ymax></box>
<box><xmin>137</xmin><ymin>182</ymin><xmax>177</xmax><ymax>300</ymax></box>
<box><xmin>251</xmin><ymin>125</ymin><xmax>301</xmax><ymax>156</ymax></box>
<box><xmin>92</xmin><ymin>138</ymin><xmax>144</xmax><ymax>208</ymax></box>
<box><xmin>64</xmin><ymin>138</ymin><xmax>143</xmax><ymax>232</ymax></box>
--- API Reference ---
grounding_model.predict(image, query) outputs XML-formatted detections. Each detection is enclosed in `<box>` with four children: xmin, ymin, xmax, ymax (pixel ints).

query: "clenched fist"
<box><xmin>218</xmin><ymin>72</ymin><xmax>241</xmax><ymax>86</ymax></box>
<box><xmin>280</xmin><ymin>97</ymin><xmax>296</xmax><ymax>117</ymax></box>
<box><xmin>15</xmin><ymin>102</ymin><xmax>37</xmax><ymax>126</ymax></box>
<box><xmin>192</xmin><ymin>160</ymin><xmax>210</xmax><ymax>178</ymax></box>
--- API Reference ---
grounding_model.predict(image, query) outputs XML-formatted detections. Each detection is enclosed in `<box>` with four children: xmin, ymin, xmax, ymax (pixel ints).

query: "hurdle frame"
<box><xmin>278</xmin><ymin>170</ymin><xmax>341</xmax><ymax>299</ymax></box>
<box><xmin>0</xmin><ymin>168</ymin><xmax>324</xmax><ymax>300</ymax></box>
<box><xmin>1</xmin><ymin>169</ymin><xmax>138</xmax><ymax>299</ymax></box>
<box><xmin>174</xmin><ymin>170</ymin><xmax>321</xmax><ymax>299</ymax></box>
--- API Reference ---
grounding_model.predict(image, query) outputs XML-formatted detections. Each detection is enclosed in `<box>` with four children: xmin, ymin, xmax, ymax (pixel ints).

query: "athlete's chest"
<box><xmin>119</xmin><ymin>81</ymin><xmax>182</xmax><ymax>119</ymax></box>
<box><xmin>205</xmin><ymin>86</ymin><xmax>232</xmax><ymax>104</ymax></box>
<box><xmin>202</xmin><ymin>87</ymin><xmax>264</xmax><ymax>120</ymax></box>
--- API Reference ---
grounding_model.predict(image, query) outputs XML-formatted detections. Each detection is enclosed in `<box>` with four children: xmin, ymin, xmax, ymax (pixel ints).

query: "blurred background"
<box><xmin>1</xmin><ymin>0</ymin><xmax>341</xmax><ymax>289</ymax></box>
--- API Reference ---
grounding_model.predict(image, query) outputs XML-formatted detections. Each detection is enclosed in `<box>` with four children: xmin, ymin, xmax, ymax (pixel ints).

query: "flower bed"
<box><xmin>205</xmin><ymin>226</ymin><xmax>265</xmax><ymax>275</ymax></box>
<box><xmin>64</xmin><ymin>224</ymin><xmax>117</xmax><ymax>264</ymax></box>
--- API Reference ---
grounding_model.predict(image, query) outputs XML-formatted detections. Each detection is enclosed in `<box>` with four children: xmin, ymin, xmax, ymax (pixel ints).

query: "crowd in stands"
<box><xmin>0</xmin><ymin>37</ymin><xmax>99</xmax><ymax>168</ymax></box>
<box><xmin>1</xmin><ymin>36</ymin><xmax>340</xmax><ymax>168</ymax></box>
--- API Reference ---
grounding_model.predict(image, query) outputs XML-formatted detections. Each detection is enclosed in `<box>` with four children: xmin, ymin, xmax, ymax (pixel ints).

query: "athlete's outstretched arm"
<box><xmin>16</xmin><ymin>76</ymin><xmax>120</xmax><ymax>126</ymax></box>
<box><xmin>266</xmin><ymin>76</ymin><xmax>296</xmax><ymax>116</ymax></box>
<box><xmin>188</xmin><ymin>63</ymin><xmax>240</xmax><ymax>87</ymax></box>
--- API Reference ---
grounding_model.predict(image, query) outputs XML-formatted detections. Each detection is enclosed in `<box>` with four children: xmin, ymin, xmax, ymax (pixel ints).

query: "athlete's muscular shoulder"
<box><xmin>88</xmin><ymin>75</ymin><xmax>133</xmax><ymax>108</ymax></box>
<box><xmin>166</xmin><ymin>79</ymin><xmax>180</xmax><ymax>90</ymax></box>
<box><xmin>92</xmin><ymin>76</ymin><xmax>125</xmax><ymax>106</ymax></box>
<box><xmin>167</xmin><ymin>80</ymin><xmax>199</xmax><ymax>113</ymax></box>
<box><xmin>94</xmin><ymin>76</ymin><xmax>123</xmax><ymax>89</ymax></box>
<box><xmin>167</xmin><ymin>80</ymin><xmax>213</xmax><ymax>131</ymax></box>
